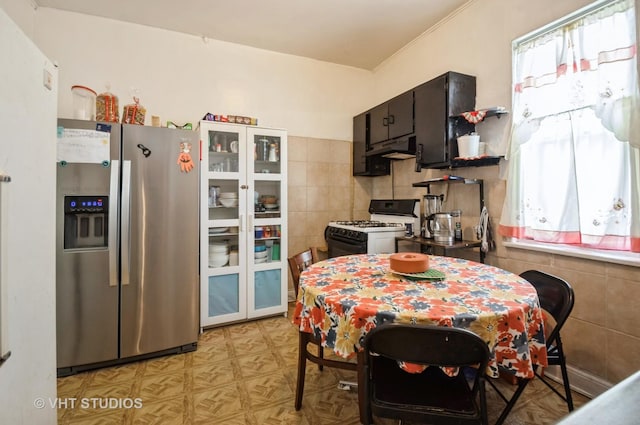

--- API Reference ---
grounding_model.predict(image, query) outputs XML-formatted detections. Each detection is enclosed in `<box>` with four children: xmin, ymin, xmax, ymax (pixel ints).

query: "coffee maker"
<box><xmin>422</xmin><ymin>194</ymin><xmax>443</xmax><ymax>238</ymax></box>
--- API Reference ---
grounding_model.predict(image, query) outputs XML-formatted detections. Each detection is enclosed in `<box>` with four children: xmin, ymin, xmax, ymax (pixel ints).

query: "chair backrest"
<box><xmin>363</xmin><ymin>323</ymin><xmax>490</xmax><ymax>368</ymax></box>
<box><xmin>288</xmin><ymin>247</ymin><xmax>319</xmax><ymax>298</ymax></box>
<box><xmin>363</xmin><ymin>323</ymin><xmax>490</xmax><ymax>424</ymax></box>
<box><xmin>520</xmin><ymin>270</ymin><xmax>575</xmax><ymax>346</ymax></box>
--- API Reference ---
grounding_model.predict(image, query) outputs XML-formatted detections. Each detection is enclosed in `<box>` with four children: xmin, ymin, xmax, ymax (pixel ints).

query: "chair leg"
<box><xmin>295</xmin><ymin>332</ymin><xmax>308</xmax><ymax>410</ymax></box>
<box><xmin>493</xmin><ymin>377</ymin><xmax>532</xmax><ymax>425</ymax></box>
<box><xmin>557</xmin><ymin>342</ymin><xmax>574</xmax><ymax>411</ymax></box>
<box><xmin>479</xmin><ymin>378</ymin><xmax>488</xmax><ymax>425</ymax></box>
<box><xmin>560</xmin><ymin>366</ymin><xmax>574</xmax><ymax>411</ymax></box>
<box><xmin>359</xmin><ymin>352</ymin><xmax>372</xmax><ymax>425</ymax></box>
<box><xmin>318</xmin><ymin>342</ymin><xmax>324</xmax><ymax>371</ymax></box>
<box><xmin>537</xmin><ymin>341</ymin><xmax>574</xmax><ymax>412</ymax></box>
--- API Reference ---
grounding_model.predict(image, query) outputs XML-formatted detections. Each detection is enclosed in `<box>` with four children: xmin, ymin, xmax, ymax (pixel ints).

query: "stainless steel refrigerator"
<box><xmin>56</xmin><ymin>118</ymin><xmax>200</xmax><ymax>376</ymax></box>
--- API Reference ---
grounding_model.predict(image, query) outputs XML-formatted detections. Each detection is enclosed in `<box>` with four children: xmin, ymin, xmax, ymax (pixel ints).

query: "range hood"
<box><xmin>365</xmin><ymin>135</ymin><xmax>417</xmax><ymax>160</ymax></box>
<box><xmin>369</xmin><ymin>199</ymin><xmax>420</xmax><ymax>217</ymax></box>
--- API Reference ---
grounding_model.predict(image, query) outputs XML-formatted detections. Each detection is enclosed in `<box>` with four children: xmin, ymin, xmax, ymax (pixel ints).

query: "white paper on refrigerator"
<box><xmin>56</xmin><ymin>128</ymin><xmax>110</xmax><ymax>164</ymax></box>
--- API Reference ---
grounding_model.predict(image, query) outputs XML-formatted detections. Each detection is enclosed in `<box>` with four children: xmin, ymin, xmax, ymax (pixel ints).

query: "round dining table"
<box><xmin>292</xmin><ymin>253</ymin><xmax>548</xmax><ymax>380</ymax></box>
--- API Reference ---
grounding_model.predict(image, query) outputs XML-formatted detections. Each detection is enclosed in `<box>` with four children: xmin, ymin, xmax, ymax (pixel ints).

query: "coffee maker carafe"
<box><xmin>422</xmin><ymin>194</ymin><xmax>443</xmax><ymax>238</ymax></box>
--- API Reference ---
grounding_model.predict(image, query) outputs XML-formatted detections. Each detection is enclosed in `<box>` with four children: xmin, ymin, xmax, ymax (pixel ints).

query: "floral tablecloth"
<box><xmin>292</xmin><ymin>254</ymin><xmax>548</xmax><ymax>378</ymax></box>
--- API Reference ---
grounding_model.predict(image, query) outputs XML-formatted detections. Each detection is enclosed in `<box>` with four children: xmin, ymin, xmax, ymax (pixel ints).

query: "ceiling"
<box><xmin>34</xmin><ymin>0</ymin><xmax>471</xmax><ymax>70</ymax></box>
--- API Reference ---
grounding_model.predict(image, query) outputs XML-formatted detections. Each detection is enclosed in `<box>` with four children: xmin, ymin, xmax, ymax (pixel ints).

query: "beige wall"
<box><xmin>31</xmin><ymin>8</ymin><xmax>373</xmax><ymax>142</ymax></box>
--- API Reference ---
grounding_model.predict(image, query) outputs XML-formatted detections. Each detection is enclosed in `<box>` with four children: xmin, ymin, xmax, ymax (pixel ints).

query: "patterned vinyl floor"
<box><xmin>57</xmin><ymin>304</ymin><xmax>589</xmax><ymax>424</ymax></box>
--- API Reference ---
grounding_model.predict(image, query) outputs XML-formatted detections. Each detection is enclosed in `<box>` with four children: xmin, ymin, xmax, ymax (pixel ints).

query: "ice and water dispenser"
<box><xmin>63</xmin><ymin>196</ymin><xmax>108</xmax><ymax>249</ymax></box>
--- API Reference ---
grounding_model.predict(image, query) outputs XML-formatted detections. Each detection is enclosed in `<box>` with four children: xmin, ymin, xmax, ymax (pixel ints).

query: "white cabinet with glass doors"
<box><xmin>199</xmin><ymin>121</ymin><xmax>287</xmax><ymax>329</ymax></box>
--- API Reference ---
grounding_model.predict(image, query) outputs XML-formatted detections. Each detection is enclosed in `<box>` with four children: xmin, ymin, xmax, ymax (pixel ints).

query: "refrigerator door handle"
<box><xmin>109</xmin><ymin>160</ymin><xmax>119</xmax><ymax>287</ymax></box>
<box><xmin>121</xmin><ymin>160</ymin><xmax>132</xmax><ymax>286</ymax></box>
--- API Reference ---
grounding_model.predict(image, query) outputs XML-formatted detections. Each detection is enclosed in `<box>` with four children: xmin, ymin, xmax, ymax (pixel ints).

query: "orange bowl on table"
<box><xmin>389</xmin><ymin>253</ymin><xmax>430</xmax><ymax>274</ymax></box>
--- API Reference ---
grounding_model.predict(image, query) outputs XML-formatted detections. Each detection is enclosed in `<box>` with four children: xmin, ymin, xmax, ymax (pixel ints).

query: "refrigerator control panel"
<box><xmin>64</xmin><ymin>196</ymin><xmax>108</xmax><ymax>214</ymax></box>
<box><xmin>63</xmin><ymin>196</ymin><xmax>109</xmax><ymax>249</ymax></box>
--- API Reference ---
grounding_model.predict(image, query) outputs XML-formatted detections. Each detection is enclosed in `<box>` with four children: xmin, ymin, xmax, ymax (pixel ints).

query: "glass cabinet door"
<box><xmin>208</xmin><ymin>226</ymin><xmax>239</xmax><ymax>269</ymax></box>
<box><xmin>205</xmin><ymin>274</ymin><xmax>241</xmax><ymax>318</ymax></box>
<box><xmin>205</xmin><ymin>224</ymin><xmax>245</xmax><ymax>324</ymax></box>
<box><xmin>201</xmin><ymin>123</ymin><xmax>247</xmax><ymax>327</ymax></box>
<box><xmin>250</xmin><ymin>129</ymin><xmax>284</xmax><ymax>219</ymax></box>
<box><xmin>247</xmin><ymin>127</ymin><xmax>287</xmax><ymax>319</ymax></box>
<box><xmin>207</xmin><ymin>127</ymin><xmax>245</xmax><ymax>222</ymax></box>
<box><xmin>208</xmin><ymin>128</ymin><xmax>241</xmax><ymax>173</ymax></box>
<box><xmin>251</xmin><ymin>132</ymin><xmax>282</xmax><ymax>175</ymax></box>
<box><xmin>252</xmin><ymin>225</ymin><xmax>282</xmax><ymax>266</ymax></box>
<box><xmin>253</xmin><ymin>269</ymin><xmax>282</xmax><ymax>310</ymax></box>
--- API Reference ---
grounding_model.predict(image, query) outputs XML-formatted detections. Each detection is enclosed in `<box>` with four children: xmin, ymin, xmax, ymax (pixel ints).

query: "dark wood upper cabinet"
<box><xmin>369</xmin><ymin>91</ymin><xmax>414</xmax><ymax>145</ymax></box>
<box><xmin>414</xmin><ymin>72</ymin><xmax>476</xmax><ymax>169</ymax></box>
<box><xmin>352</xmin><ymin>71</ymin><xmax>477</xmax><ymax>176</ymax></box>
<box><xmin>353</xmin><ymin>112</ymin><xmax>367</xmax><ymax>175</ymax></box>
<box><xmin>353</xmin><ymin>111</ymin><xmax>391</xmax><ymax>176</ymax></box>
<box><xmin>414</xmin><ymin>75</ymin><xmax>448</xmax><ymax>166</ymax></box>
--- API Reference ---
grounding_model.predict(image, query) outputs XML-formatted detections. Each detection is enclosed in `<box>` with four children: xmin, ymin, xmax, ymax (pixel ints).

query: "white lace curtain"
<box><xmin>499</xmin><ymin>0</ymin><xmax>640</xmax><ymax>252</ymax></box>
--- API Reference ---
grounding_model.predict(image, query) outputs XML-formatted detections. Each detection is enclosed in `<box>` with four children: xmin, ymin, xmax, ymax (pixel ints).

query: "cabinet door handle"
<box><xmin>383</xmin><ymin>117</ymin><xmax>388</xmax><ymax>126</ymax></box>
<box><xmin>388</xmin><ymin>115</ymin><xmax>395</xmax><ymax>125</ymax></box>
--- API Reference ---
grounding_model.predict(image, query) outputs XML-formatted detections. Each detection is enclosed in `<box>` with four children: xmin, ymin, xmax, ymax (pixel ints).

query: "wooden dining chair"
<box><xmin>288</xmin><ymin>247</ymin><xmax>318</xmax><ymax>298</ymax></box>
<box><xmin>489</xmin><ymin>270</ymin><xmax>575</xmax><ymax>425</ymax></box>
<box><xmin>288</xmin><ymin>248</ymin><xmax>323</xmax><ymax>375</ymax></box>
<box><xmin>362</xmin><ymin>323</ymin><xmax>490</xmax><ymax>425</ymax></box>
<box><xmin>288</xmin><ymin>247</ymin><xmax>358</xmax><ymax>410</ymax></box>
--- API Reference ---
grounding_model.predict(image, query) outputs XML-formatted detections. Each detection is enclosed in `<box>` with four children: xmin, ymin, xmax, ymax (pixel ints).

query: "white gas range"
<box><xmin>325</xmin><ymin>199</ymin><xmax>420</xmax><ymax>257</ymax></box>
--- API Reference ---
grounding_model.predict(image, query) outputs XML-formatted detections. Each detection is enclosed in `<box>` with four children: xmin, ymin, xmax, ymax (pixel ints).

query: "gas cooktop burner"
<box><xmin>333</xmin><ymin>220</ymin><xmax>404</xmax><ymax>228</ymax></box>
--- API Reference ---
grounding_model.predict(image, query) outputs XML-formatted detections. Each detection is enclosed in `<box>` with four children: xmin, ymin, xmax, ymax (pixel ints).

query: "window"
<box><xmin>499</xmin><ymin>0</ymin><xmax>640</xmax><ymax>253</ymax></box>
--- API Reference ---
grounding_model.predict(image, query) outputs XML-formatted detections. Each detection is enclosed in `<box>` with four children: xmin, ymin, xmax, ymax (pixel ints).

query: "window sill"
<box><xmin>503</xmin><ymin>239</ymin><xmax>640</xmax><ymax>268</ymax></box>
